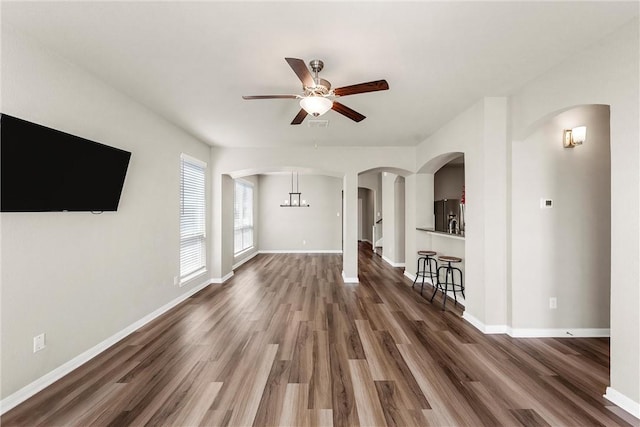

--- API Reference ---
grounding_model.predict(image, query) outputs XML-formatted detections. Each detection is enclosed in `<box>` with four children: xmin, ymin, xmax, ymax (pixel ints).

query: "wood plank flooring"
<box><xmin>2</xmin><ymin>242</ymin><xmax>635</xmax><ymax>426</ymax></box>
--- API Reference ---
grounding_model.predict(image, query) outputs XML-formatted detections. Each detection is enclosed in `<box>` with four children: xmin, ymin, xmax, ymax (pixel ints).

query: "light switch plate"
<box><xmin>33</xmin><ymin>333</ymin><xmax>46</xmax><ymax>353</ymax></box>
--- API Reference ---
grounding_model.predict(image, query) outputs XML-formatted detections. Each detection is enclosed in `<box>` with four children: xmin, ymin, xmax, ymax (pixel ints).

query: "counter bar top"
<box><xmin>416</xmin><ymin>227</ymin><xmax>465</xmax><ymax>241</ymax></box>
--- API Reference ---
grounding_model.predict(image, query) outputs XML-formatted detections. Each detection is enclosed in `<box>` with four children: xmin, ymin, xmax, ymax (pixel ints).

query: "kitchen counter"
<box><xmin>413</xmin><ymin>226</ymin><xmax>466</xmax><ymax>306</ymax></box>
<box><xmin>416</xmin><ymin>227</ymin><xmax>465</xmax><ymax>241</ymax></box>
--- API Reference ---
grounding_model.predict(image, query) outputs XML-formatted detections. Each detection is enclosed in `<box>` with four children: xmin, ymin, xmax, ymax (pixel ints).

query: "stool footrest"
<box><xmin>430</xmin><ymin>257</ymin><xmax>464</xmax><ymax>311</ymax></box>
<box><xmin>412</xmin><ymin>252</ymin><xmax>439</xmax><ymax>296</ymax></box>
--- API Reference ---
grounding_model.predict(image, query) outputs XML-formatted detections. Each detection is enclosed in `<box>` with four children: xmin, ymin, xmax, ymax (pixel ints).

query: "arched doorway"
<box><xmin>358</xmin><ymin>167</ymin><xmax>411</xmax><ymax>267</ymax></box>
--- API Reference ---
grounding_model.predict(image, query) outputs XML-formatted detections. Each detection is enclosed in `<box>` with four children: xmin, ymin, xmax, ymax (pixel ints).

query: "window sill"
<box><xmin>234</xmin><ymin>246</ymin><xmax>255</xmax><ymax>257</ymax></box>
<box><xmin>179</xmin><ymin>268</ymin><xmax>207</xmax><ymax>287</ymax></box>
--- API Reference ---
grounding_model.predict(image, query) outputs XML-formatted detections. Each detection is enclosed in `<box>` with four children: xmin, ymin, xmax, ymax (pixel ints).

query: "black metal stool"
<box><xmin>430</xmin><ymin>255</ymin><xmax>464</xmax><ymax>310</ymax></box>
<box><xmin>412</xmin><ymin>250</ymin><xmax>438</xmax><ymax>295</ymax></box>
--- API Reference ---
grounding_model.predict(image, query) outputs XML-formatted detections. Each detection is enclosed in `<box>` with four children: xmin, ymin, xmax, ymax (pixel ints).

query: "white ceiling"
<box><xmin>2</xmin><ymin>1</ymin><xmax>637</xmax><ymax>149</ymax></box>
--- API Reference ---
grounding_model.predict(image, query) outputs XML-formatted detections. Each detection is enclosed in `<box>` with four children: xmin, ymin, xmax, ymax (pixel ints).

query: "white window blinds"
<box><xmin>180</xmin><ymin>154</ymin><xmax>206</xmax><ymax>281</ymax></box>
<box><xmin>234</xmin><ymin>180</ymin><xmax>253</xmax><ymax>254</ymax></box>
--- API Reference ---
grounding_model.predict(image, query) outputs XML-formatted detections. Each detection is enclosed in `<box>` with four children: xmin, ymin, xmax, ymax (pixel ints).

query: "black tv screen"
<box><xmin>1</xmin><ymin>114</ymin><xmax>131</xmax><ymax>212</ymax></box>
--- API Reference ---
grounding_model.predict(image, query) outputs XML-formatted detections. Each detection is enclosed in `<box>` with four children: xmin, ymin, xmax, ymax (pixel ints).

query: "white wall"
<box><xmin>258</xmin><ymin>174</ymin><xmax>342</xmax><ymax>252</ymax></box>
<box><xmin>416</xmin><ymin>100</ymin><xmax>487</xmax><ymax>321</ymax></box>
<box><xmin>511</xmin><ymin>20</ymin><xmax>639</xmax><ymax>408</ymax></box>
<box><xmin>1</xmin><ymin>28</ymin><xmax>211</xmax><ymax>399</ymax></box>
<box><xmin>394</xmin><ymin>176</ymin><xmax>406</xmax><ymax>263</ymax></box>
<box><xmin>512</xmin><ymin>105</ymin><xmax>611</xmax><ymax>329</ymax></box>
<box><xmin>481</xmin><ymin>98</ymin><xmax>509</xmax><ymax>328</ymax></box>
<box><xmin>342</xmin><ymin>172</ymin><xmax>359</xmax><ymax>281</ymax></box>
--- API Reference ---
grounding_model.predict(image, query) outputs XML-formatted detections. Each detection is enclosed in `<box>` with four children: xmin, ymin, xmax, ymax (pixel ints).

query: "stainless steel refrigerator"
<box><xmin>434</xmin><ymin>199</ymin><xmax>462</xmax><ymax>233</ymax></box>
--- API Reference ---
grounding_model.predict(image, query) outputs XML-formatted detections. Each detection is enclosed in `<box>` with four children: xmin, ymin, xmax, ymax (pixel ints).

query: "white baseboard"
<box><xmin>382</xmin><ymin>255</ymin><xmax>405</xmax><ymax>268</ymax></box>
<box><xmin>211</xmin><ymin>271</ymin><xmax>234</xmax><ymax>284</ymax></box>
<box><xmin>404</xmin><ymin>271</ymin><xmax>415</xmax><ymax>282</ymax></box>
<box><xmin>509</xmin><ymin>327</ymin><xmax>610</xmax><ymax>338</ymax></box>
<box><xmin>463</xmin><ymin>316</ymin><xmax>635</xmax><ymax>419</ymax></box>
<box><xmin>462</xmin><ymin>312</ymin><xmax>610</xmax><ymax>338</ymax></box>
<box><xmin>604</xmin><ymin>387</ymin><xmax>640</xmax><ymax>420</ymax></box>
<box><xmin>462</xmin><ymin>312</ymin><xmax>508</xmax><ymax>334</ymax></box>
<box><xmin>0</xmin><ymin>278</ymin><xmax>212</xmax><ymax>415</ymax></box>
<box><xmin>258</xmin><ymin>250</ymin><xmax>342</xmax><ymax>254</ymax></box>
<box><xmin>341</xmin><ymin>271</ymin><xmax>359</xmax><ymax>283</ymax></box>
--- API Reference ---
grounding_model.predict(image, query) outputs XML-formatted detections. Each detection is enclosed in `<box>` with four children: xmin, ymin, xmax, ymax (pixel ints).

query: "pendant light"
<box><xmin>280</xmin><ymin>172</ymin><xmax>310</xmax><ymax>207</ymax></box>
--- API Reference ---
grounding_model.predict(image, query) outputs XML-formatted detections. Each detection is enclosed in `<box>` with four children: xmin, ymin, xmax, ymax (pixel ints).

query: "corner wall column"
<box><xmin>406</xmin><ymin>173</ymin><xmax>434</xmax><ymax>278</ymax></box>
<box><xmin>210</xmin><ymin>157</ymin><xmax>234</xmax><ymax>282</ymax></box>
<box><xmin>405</xmin><ymin>174</ymin><xmax>416</xmax><ymax>278</ymax></box>
<box><xmin>482</xmin><ymin>97</ymin><xmax>508</xmax><ymax>327</ymax></box>
<box><xmin>382</xmin><ymin>172</ymin><xmax>397</xmax><ymax>263</ymax></box>
<box><xmin>342</xmin><ymin>171</ymin><xmax>359</xmax><ymax>282</ymax></box>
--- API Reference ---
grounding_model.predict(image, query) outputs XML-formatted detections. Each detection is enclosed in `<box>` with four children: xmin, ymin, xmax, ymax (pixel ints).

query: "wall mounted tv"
<box><xmin>1</xmin><ymin>114</ymin><xmax>131</xmax><ymax>212</ymax></box>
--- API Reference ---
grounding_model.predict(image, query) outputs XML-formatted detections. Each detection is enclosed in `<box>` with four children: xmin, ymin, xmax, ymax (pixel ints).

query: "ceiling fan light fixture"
<box><xmin>243</xmin><ymin>58</ymin><xmax>389</xmax><ymax>124</ymax></box>
<box><xmin>300</xmin><ymin>96</ymin><xmax>333</xmax><ymax>117</ymax></box>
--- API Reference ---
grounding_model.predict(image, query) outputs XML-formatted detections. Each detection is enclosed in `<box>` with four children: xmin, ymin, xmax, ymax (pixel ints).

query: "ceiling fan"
<box><xmin>242</xmin><ymin>58</ymin><xmax>389</xmax><ymax>125</ymax></box>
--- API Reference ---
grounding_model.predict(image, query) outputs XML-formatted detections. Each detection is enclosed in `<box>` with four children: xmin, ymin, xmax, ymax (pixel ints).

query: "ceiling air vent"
<box><xmin>308</xmin><ymin>120</ymin><xmax>329</xmax><ymax>128</ymax></box>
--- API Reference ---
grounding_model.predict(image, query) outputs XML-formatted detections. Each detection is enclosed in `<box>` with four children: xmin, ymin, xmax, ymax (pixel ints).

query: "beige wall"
<box><xmin>511</xmin><ymin>105</ymin><xmax>611</xmax><ymax>329</ymax></box>
<box><xmin>1</xmin><ymin>28</ymin><xmax>212</xmax><ymax>399</ymax></box>
<box><xmin>382</xmin><ymin>172</ymin><xmax>397</xmax><ymax>263</ymax></box>
<box><xmin>358</xmin><ymin>187</ymin><xmax>374</xmax><ymax>243</ymax></box>
<box><xmin>209</xmin><ymin>147</ymin><xmax>415</xmax><ymax>282</ymax></box>
<box><xmin>258</xmin><ymin>174</ymin><xmax>342</xmax><ymax>252</ymax></box>
<box><xmin>510</xmin><ymin>20</ymin><xmax>639</xmax><ymax>407</ymax></box>
<box><xmin>359</xmin><ymin>172</ymin><xmax>382</xmax><ymax>245</ymax></box>
<box><xmin>415</xmin><ymin>100</ymin><xmax>490</xmax><ymax>323</ymax></box>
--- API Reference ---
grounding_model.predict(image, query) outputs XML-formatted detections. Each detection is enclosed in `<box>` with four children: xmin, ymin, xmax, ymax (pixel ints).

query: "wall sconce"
<box><xmin>563</xmin><ymin>126</ymin><xmax>587</xmax><ymax>148</ymax></box>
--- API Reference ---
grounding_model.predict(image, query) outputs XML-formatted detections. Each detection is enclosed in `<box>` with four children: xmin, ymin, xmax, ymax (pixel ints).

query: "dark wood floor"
<box><xmin>2</xmin><ymin>242</ymin><xmax>634</xmax><ymax>426</ymax></box>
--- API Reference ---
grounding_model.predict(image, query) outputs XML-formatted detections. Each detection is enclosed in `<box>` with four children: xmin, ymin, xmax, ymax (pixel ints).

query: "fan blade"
<box><xmin>333</xmin><ymin>80</ymin><xmax>389</xmax><ymax>97</ymax></box>
<box><xmin>242</xmin><ymin>95</ymin><xmax>298</xmax><ymax>100</ymax></box>
<box><xmin>291</xmin><ymin>109</ymin><xmax>308</xmax><ymax>125</ymax></box>
<box><xmin>331</xmin><ymin>102</ymin><xmax>366</xmax><ymax>122</ymax></box>
<box><xmin>285</xmin><ymin>58</ymin><xmax>314</xmax><ymax>88</ymax></box>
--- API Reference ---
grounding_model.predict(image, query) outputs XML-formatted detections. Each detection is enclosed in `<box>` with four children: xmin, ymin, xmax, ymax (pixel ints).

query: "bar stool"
<box><xmin>430</xmin><ymin>255</ymin><xmax>464</xmax><ymax>310</ymax></box>
<box><xmin>412</xmin><ymin>250</ymin><xmax>438</xmax><ymax>295</ymax></box>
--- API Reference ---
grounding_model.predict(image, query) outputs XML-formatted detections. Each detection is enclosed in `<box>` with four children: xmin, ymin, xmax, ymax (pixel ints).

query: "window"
<box><xmin>234</xmin><ymin>180</ymin><xmax>254</xmax><ymax>254</ymax></box>
<box><xmin>180</xmin><ymin>154</ymin><xmax>206</xmax><ymax>282</ymax></box>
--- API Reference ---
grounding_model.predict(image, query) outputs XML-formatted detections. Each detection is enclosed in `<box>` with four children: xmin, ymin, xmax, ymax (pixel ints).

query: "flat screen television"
<box><xmin>1</xmin><ymin>114</ymin><xmax>132</xmax><ymax>212</ymax></box>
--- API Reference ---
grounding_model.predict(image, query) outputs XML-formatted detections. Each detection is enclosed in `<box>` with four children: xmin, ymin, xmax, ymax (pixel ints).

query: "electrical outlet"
<box><xmin>302</xmin><ymin>240</ymin><xmax>306</xmax><ymax>245</ymax></box>
<box><xmin>173</xmin><ymin>276</ymin><xmax>179</xmax><ymax>286</ymax></box>
<box><xmin>33</xmin><ymin>333</ymin><xmax>46</xmax><ymax>353</ymax></box>
<box><xmin>549</xmin><ymin>297</ymin><xmax>557</xmax><ymax>309</ymax></box>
